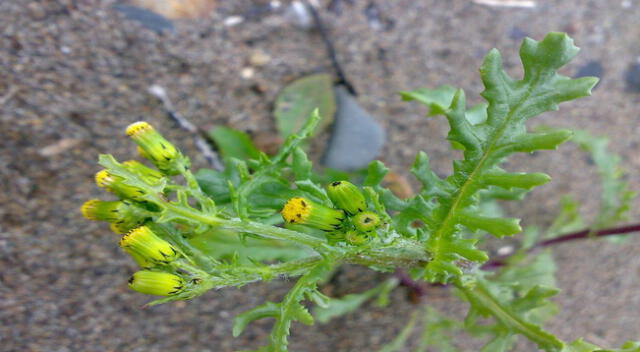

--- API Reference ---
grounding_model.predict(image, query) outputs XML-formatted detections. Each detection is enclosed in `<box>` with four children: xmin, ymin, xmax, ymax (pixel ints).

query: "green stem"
<box><xmin>219</xmin><ymin>218</ymin><xmax>329</xmax><ymax>252</ymax></box>
<box><xmin>455</xmin><ymin>278</ymin><xmax>564</xmax><ymax>351</ymax></box>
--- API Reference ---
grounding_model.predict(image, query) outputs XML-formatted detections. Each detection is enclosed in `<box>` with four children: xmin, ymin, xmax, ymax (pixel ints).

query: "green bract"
<box><xmin>81</xmin><ymin>33</ymin><xmax>640</xmax><ymax>352</ymax></box>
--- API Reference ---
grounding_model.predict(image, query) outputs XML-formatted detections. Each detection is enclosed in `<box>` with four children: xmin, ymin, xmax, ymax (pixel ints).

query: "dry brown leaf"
<box><xmin>383</xmin><ymin>171</ymin><xmax>414</xmax><ymax>199</ymax></box>
<box><xmin>133</xmin><ymin>0</ymin><xmax>217</xmax><ymax>19</ymax></box>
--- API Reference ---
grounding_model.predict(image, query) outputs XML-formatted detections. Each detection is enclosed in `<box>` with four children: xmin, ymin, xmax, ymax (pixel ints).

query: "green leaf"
<box><xmin>208</xmin><ymin>126</ymin><xmax>261</xmax><ymax>161</ymax></box>
<box><xmin>400</xmin><ymin>85</ymin><xmax>488</xmax><ymax>125</ymax></box>
<box><xmin>292</xmin><ymin>147</ymin><xmax>312</xmax><ymax>180</ymax></box>
<box><xmin>313</xmin><ymin>278</ymin><xmax>399</xmax><ymax>323</ymax></box>
<box><xmin>416</xmin><ymin>307</ymin><xmax>461</xmax><ymax>352</ymax></box>
<box><xmin>274</xmin><ymin>73</ymin><xmax>336</xmax><ymax>139</ymax></box>
<box><xmin>189</xmin><ymin>229</ymin><xmax>307</xmax><ymax>264</ymax></box>
<box><xmin>403</xmin><ymin>33</ymin><xmax>597</xmax><ymax>283</ymax></box>
<box><xmin>378</xmin><ymin>309</ymin><xmax>420</xmax><ymax>352</ymax></box>
<box><xmin>235</xmin><ymin>260</ymin><xmax>334</xmax><ymax>352</ymax></box>
<box><xmin>233</xmin><ymin>302</ymin><xmax>280</xmax><ymax>337</ymax></box>
<box><xmin>457</xmin><ymin>276</ymin><xmax>564</xmax><ymax>351</ymax></box>
<box><xmin>570</xmin><ymin>130</ymin><xmax>636</xmax><ymax>234</ymax></box>
<box><xmin>364</xmin><ymin>160</ymin><xmax>389</xmax><ymax>187</ymax></box>
<box><xmin>458</xmin><ymin>212</ymin><xmax>522</xmax><ymax>238</ymax></box>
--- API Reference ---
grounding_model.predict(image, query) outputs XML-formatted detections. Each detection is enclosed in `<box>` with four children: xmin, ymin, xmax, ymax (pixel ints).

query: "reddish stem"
<box><xmin>397</xmin><ymin>222</ymin><xmax>640</xmax><ymax>299</ymax></box>
<box><xmin>482</xmin><ymin>222</ymin><xmax>640</xmax><ymax>269</ymax></box>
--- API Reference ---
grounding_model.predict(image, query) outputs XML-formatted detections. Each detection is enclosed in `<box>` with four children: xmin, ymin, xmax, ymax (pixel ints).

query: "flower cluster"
<box><xmin>281</xmin><ymin>180</ymin><xmax>382</xmax><ymax>245</ymax></box>
<box><xmin>82</xmin><ymin>122</ymin><xmax>190</xmax><ymax>296</ymax></box>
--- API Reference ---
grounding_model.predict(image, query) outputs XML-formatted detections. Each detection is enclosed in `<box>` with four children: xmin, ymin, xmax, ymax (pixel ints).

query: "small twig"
<box><xmin>483</xmin><ymin>222</ymin><xmax>640</xmax><ymax>269</ymax></box>
<box><xmin>0</xmin><ymin>86</ymin><xmax>19</xmax><ymax>106</ymax></box>
<box><xmin>304</xmin><ymin>0</ymin><xmax>358</xmax><ymax>95</ymax></box>
<box><xmin>147</xmin><ymin>85</ymin><xmax>224</xmax><ymax>171</ymax></box>
<box><xmin>472</xmin><ymin>0</ymin><xmax>536</xmax><ymax>8</ymax></box>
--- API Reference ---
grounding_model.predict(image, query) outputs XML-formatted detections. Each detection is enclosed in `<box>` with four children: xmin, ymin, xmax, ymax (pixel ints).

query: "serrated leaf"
<box><xmin>364</xmin><ymin>160</ymin><xmax>389</xmax><ymax>187</ymax></box>
<box><xmin>570</xmin><ymin>130</ymin><xmax>636</xmax><ymax>236</ymax></box>
<box><xmin>411</xmin><ymin>151</ymin><xmax>449</xmax><ymax>197</ymax></box>
<box><xmin>400</xmin><ymin>85</ymin><xmax>488</xmax><ymax>125</ymax></box>
<box><xmin>292</xmin><ymin>147</ymin><xmax>312</xmax><ymax>180</ymax></box>
<box><xmin>378</xmin><ymin>310</ymin><xmax>420</xmax><ymax>352</ymax></box>
<box><xmin>403</xmin><ymin>33</ymin><xmax>597</xmax><ymax>283</ymax></box>
<box><xmin>458</xmin><ymin>212</ymin><xmax>522</xmax><ymax>238</ymax></box>
<box><xmin>457</xmin><ymin>276</ymin><xmax>564</xmax><ymax>351</ymax></box>
<box><xmin>274</xmin><ymin>73</ymin><xmax>336</xmax><ymax>139</ymax></box>
<box><xmin>313</xmin><ymin>278</ymin><xmax>399</xmax><ymax>323</ymax></box>
<box><xmin>233</xmin><ymin>302</ymin><xmax>280</xmax><ymax>337</ymax></box>
<box><xmin>209</xmin><ymin>126</ymin><xmax>262</xmax><ymax>161</ymax></box>
<box><xmin>416</xmin><ymin>307</ymin><xmax>461</xmax><ymax>352</ymax></box>
<box><xmin>482</xmin><ymin>170</ymin><xmax>551</xmax><ymax>190</ymax></box>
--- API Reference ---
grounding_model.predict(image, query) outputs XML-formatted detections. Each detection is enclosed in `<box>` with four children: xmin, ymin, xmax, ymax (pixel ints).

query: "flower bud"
<box><xmin>122</xmin><ymin>160</ymin><xmax>164</xmax><ymax>185</ymax></box>
<box><xmin>95</xmin><ymin>169</ymin><xmax>147</xmax><ymax>201</ymax></box>
<box><xmin>119</xmin><ymin>226</ymin><xmax>178</xmax><ymax>267</ymax></box>
<box><xmin>126</xmin><ymin>121</ymin><xmax>188</xmax><ymax>175</ymax></box>
<box><xmin>281</xmin><ymin>197</ymin><xmax>345</xmax><ymax>231</ymax></box>
<box><xmin>345</xmin><ymin>230</ymin><xmax>370</xmax><ymax>245</ymax></box>
<box><xmin>352</xmin><ymin>211</ymin><xmax>381</xmax><ymax>232</ymax></box>
<box><xmin>128</xmin><ymin>270</ymin><xmax>185</xmax><ymax>296</ymax></box>
<box><xmin>326</xmin><ymin>181</ymin><xmax>367</xmax><ymax>215</ymax></box>
<box><xmin>81</xmin><ymin>199</ymin><xmax>146</xmax><ymax>233</ymax></box>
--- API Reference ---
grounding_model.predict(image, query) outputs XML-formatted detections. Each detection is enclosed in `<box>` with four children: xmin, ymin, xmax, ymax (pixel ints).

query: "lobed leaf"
<box><xmin>403</xmin><ymin>32</ymin><xmax>598</xmax><ymax>283</ymax></box>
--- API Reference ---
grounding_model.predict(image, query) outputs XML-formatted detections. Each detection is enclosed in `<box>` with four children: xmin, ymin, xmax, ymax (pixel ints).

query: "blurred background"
<box><xmin>1</xmin><ymin>0</ymin><xmax>640</xmax><ymax>351</ymax></box>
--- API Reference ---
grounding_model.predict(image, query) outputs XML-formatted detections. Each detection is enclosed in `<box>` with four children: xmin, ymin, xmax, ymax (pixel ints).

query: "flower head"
<box><xmin>352</xmin><ymin>211</ymin><xmax>381</xmax><ymax>232</ymax></box>
<box><xmin>281</xmin><ymin>197</ymin><xmax>344</xmax><ymax>231</ymax></box>
<box><xmin>119</xmin><ymin>226</ymin><xmax>178</xmax><ymax>267</ymax></box>
<box><xmin>128</xmin><ymin>270</ymin><xmax>185</xmax><ymax>296</ymax></box>
<box><xmin>326</xmin><ymin>181</ymin><xmax>367</xmax><ymax>215</ymax></box>
<box><xmin>95</xmin><ymin>169</ymin><xmax>147</xmax><ymax>201</ymax></box>
<box><xmin>126</xmin><ymin>121</ymin><xmax>188</xmax><ymax>175</ymax></box>
<box><xmin>81</xmin><ymin>199</ymin><xmax>146</xmax><ymax>233</ymax></box>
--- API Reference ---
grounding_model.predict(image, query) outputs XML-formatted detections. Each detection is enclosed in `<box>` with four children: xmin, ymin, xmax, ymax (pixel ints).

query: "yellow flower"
<box><xmin>81</xmin><ymin>199</ymin><xmax>146</xmax><ymax>233</ymax></box>
<box><xmin>119</xmin><ymin>226</ymin><xmax>178</xmax><ymax>267</ymax></box>
<box><xmin>126</xmin><ymin>121</ymin><xmax>188</xmax><ymax>175</ymax></box>
<box><xmin>281</xmin><ymin>197</ymin><xmax>344</xmax><ymax>231</ymax></box>
<box><xmin>95</xmin><ymin>169</ymin><xmax>147</xmax><ymax>201</ymax></box>
<box><xmin>128</xmin><ymin>270</ymin><xmax>185</xmax><ymax>296</ymax></box>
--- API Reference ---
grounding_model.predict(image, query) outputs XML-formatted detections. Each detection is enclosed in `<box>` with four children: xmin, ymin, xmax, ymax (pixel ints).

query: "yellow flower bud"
<box><xmin>95</xmin><ymin>169</ymin><xmax>147</xmax><ymax>201</ymax></box>
<box><xmin>122</xmin><ymin>160</ymin><xmax>164</xmax><ymax>185</ymax></box>
<box><xmin>326</xmin><ymin>181</ymin><xmax>367</xmax><ymax>215</ymax></box>
<box><xmin>128</xmin><ymin>270</ymin><xmax>185</xmax><ymax>296</ymax></box>
<box><xmin>126</xmin><ymin>121</ymin><xmax>188</xmax><ymax>175</ymax></box>
<box><xmin>352</xmin><ymin>211</ymin><xmax>381</xmax><ymax>232</ymax></box>
<box><xmin>81</xmin><ymin>199</ymin><xmax>146</xmax><ymax>233</ymax></box>
<box><xmin>119</xmin><ymin>226</ymin><xmax>178</xmax><ymax>267</ymax></box>
<box><xmin>281</xmin><ymin>197</ymin><xmax>345</xmax><ymax>231</ymax></box>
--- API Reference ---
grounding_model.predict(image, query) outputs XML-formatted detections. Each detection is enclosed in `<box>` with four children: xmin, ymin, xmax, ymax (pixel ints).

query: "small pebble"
<box><xmin>249</xmin><ymin>51</ymin><xmax>271</xmax><ymax>67</ymax></box>
<box><xmin>509</xmin><ymin>26</ymin><xmax>528</xmax><ymax>41</ymax></box>
<box><xmin>224</xmin><ymin>16</ymin><xmax>244</xmax><ymax>26</ymax></box>
<box><xmin>322</xmin><ymin>86</ymin><xmax>385</xmax><ymax>171</ymax></box>
<box><xmin>574</xmin><ymin>60</ymin><xmax>603</xmax><ymax>88</ymax></box>
<box><xmin>624</xmin><ymin>62</ymin><xmax>640</xmax><ymax>92</ymax></box>
<box><xmin>240</xmin><ymin>67</ymin><xmax>255</xmax><ymax>79</ymax></box>
<box><xmin>284</xmin><ymin>1</ymin><xmax>313</xmax><ymax>30</ymax></box>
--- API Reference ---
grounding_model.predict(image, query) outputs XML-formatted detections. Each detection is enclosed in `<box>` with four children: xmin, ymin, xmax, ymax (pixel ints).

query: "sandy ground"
<box><xmin>1</xmin><ymin>0</ymin><xmax>639</xmax><ymax>351</ymax></box>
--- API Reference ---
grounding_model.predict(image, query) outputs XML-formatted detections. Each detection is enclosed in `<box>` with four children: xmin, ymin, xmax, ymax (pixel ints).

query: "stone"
<box><xmin>114</xmin><ymin>5</ymin><xmax>175</xmax><ymax>33</ymax></box>
<box><xmin>322</xmin><ymin>86</ymin><xmax>385</xmax><ymax>171</ymax></box>
<box><xmin>624</xmin><ymin>62</ymin><xmax>640</xmax><ymax>92</ymax></box>
<box><xmin>574</xmin><ymin>60</ymin><xmax>603</xmax><ymax>89</ymax></box>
